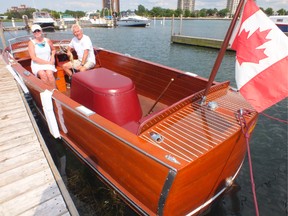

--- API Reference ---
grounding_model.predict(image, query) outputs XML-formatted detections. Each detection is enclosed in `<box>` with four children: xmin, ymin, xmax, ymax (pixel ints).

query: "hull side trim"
<box><xmin>186</xmin><ymin>160</ymin><xmax>244</xmax><ymax>216</ymax></box>
<box><xmin>157</xmin><ymin>169</ymin><xmax>177</xmax><ymax>215</ymax></box>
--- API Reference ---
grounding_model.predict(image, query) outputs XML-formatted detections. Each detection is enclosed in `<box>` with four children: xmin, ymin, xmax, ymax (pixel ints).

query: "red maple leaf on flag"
<box><xmin>234</xmin><ymin>28</ymin><xmax>271</xmax><ymax>65</ymax></box>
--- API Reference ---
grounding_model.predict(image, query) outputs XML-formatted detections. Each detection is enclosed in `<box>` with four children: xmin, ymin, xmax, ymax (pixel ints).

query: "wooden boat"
<box><xmin>4</xmin><ymin>4</ymin><xmax>264</xmax><ymax>213</ymax></box>
<box><xmin>3</xmin><ymin>33</ymin><xmax>258</xmax><ymax>215</ymax></box>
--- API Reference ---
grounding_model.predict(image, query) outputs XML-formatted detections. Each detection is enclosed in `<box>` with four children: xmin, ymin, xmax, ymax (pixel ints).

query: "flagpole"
<box><xmin>200</xmin><ymin>0</ymin><xmax>245</xmax><ymax>105</ymax></box>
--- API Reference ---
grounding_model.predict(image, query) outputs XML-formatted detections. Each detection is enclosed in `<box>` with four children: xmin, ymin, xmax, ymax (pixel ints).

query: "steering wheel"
<box><xmin>58</xmin><ymin>40</ymin><xmax>69</xmax><ymax>54</ymax></box>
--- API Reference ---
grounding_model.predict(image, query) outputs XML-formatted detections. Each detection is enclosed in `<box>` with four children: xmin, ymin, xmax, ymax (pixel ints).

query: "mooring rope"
<box><xmin>260</xmin><ymin>112</ymin><xmax>288</xmax><ymax>124</ymax></box>
<box><xmin>236</xmin><ymin>109</ymin><xmax>260</xmax><ymax>216</ymax></box>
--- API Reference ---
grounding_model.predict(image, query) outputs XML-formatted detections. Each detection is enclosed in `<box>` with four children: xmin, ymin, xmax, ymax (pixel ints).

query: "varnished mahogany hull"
<box><xmin>3</xmin><ymin>42</ymin><xmax>258</xmax><ymax>215</ymax></box>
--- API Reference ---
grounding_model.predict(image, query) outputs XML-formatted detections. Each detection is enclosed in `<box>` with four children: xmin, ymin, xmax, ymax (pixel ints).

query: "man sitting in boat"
<box><xmin>62</xmin><ymin>24</ymin><xmax>95</xmax><ymax>80</ymax></box>
<box><xmin>28</xmin><ymin>24</ymin><xmax>57</xmax><ymax>88</ymax></box>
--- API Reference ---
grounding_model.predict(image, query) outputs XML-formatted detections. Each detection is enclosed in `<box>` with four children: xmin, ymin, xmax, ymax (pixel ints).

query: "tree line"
<box><xmin>1</xmin><ymin>4</ymin><xmax>287</xmax><ymax>20</ymax></box>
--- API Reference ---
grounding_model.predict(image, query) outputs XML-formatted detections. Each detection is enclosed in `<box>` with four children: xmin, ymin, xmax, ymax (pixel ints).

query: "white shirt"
<box><xmin>69</xmin><ymin>35</ymin><xmax>95</xmax><ymax>64</ymax></box>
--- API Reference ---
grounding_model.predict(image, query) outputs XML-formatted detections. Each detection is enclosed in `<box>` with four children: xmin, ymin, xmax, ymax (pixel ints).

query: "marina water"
<box><xmin>2</xmin><ymin>19</ymin><xmax>287</xmax><ymax>215</ymax></box>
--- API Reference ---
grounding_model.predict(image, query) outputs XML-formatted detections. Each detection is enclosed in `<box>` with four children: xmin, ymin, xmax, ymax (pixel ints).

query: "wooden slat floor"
<box><xmin>0</xmin><ymin>55</ymin><xmax>78</xmax><ymax>216</ymax></box>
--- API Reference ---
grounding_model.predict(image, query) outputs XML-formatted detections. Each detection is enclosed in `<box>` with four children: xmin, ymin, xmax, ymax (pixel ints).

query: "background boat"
<box><xmin>32</xmin><ymin>11</ymin><xmax>55</xmax><ymax>31</ymax></box>
<box><xmin>79</xmin><ymin>11</ymin><xmax>114</xmax><ymax>28</ymax></box>
<box><xmin>269</xmin><ymin>15</ymin><xmax>288</xmax><ymax>34</ymax></box>
<box><xmin>117</xmin><ymin>12</ymin><xmax>150</xmax><ymax>27</ymax></box>
<box><xmin>60</xmin><ymin>14</ymin><xmax>76</xmax><ymax>26</ymax></box>
<box><xmin>55</xmin><ymin>14</ymin><xmax>77</xmax><ymax>30</ymax></box>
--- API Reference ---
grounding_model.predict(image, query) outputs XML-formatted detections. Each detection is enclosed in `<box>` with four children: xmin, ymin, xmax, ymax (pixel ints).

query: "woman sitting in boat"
<box><xmin>62</xmin><ymin>24</ymin><xmax>95</xmax><ymax>79</ymax></box>
<box><xmin>28</xmin><ymin>24</ymin><xmax>57</xmax><ymax>88</ymax></box>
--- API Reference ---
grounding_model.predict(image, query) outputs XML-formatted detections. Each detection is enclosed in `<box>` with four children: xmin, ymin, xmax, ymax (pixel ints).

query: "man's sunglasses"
<box><xmin>33</xmin><ymin>29</ymin><xmax>41</xmax><ymax>33</ymax></box>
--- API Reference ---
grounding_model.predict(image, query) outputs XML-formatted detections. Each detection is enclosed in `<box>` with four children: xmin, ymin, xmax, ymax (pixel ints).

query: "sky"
<box><xmin>1</xmin><ymin>0</ymin><xmax>287</xmax><ymax>14</ymax></box>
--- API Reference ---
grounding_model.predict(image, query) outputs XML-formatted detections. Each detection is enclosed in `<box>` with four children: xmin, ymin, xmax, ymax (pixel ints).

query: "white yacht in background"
<box><xmin>269</xmin><ymin>15</ymin><xmax>288</xmax><ymax>34</ymax></box>
<box><xmin>60</xmin><ymin>14</ymin><xmax>76</xmax><ymax>25</ymax></box>
<box><xmin>117</xmin><ymin>12</ymin><xmax>150</xmax><ymax>27</ymax></box>
<box><xmin>55</xmin><ymin>14</ymin><xmax>77</xmax><ymax>30</ymax></box>
<box><xmin>32</xmin><ymin>11</ymin><xmax>55</xmax><ymax>31</ymax></box>
<box><xmin>80</xmin><ymin>11</ymin><xmax>114</xmax><ymax>28</ymax></box>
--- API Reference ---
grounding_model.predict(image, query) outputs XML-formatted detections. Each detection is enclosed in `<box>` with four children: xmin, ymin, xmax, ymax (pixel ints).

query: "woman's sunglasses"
<box><xmin>33</xmin><ymin>29</ymin><xmax>41</xmax><ymax>33</ymax></box>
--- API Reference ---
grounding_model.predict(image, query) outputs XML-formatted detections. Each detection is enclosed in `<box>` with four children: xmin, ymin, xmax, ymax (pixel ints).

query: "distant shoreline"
<box><xmin>153</xmin><ymin>17</ymin><xmax>232</xmax><ymax>20</ymax></box>
<box><xmin>1</xmin><ymin>16</ymin><xmax>233</xmax><ymax>23</ymax></box>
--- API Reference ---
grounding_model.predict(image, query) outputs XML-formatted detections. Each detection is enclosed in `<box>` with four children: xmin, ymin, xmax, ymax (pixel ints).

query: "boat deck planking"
<box><xmin>140</xmin><ymin>89</ymin><xmax>254</xmax><ymax>163</ymax></box>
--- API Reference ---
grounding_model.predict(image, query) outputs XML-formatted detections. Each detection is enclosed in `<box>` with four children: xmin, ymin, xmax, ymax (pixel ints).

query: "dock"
<box><xmin>3</xmin><ymin>26</ymin><xmax>27</xmax><ymax>31</ymax></box>
<box><xmin>171</xmin><ymin>33</ymin><xmax>287</xmax><ymax>49</ymax></box>
<box><xmin>0</xmin><ymin>54</ymin><xmax>78</xmax><ymax>216</ymax></box>
<box><xmin>171</xmin><ymin>34</ymin><xmax>234</xmax><ymax>50</ymax></box>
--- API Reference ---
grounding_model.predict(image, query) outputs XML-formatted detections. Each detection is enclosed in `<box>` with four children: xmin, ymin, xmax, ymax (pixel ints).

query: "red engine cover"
<box><xmin>71</xmin><ymin>68</ymin><xmax>142</xmax><ymax>126</ymax></box>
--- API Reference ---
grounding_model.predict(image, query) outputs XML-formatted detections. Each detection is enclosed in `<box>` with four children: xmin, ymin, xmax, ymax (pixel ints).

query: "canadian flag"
<box><xmin>229</xmin><ymin>0</ymin><xmax>288</xmax><ymax>112</ymax></box>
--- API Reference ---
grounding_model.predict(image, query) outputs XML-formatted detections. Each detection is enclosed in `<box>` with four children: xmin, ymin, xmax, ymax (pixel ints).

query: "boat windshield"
<box><xmin>34</xmin><ymin>12</ymin><xmax>51</xmax><ymax>18</ymax></box>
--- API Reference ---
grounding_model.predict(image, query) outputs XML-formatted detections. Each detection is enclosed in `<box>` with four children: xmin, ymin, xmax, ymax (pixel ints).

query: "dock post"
<box><xmin>12</xmin><ymin>17</ymin><xmax>15</xmax><ymax>27</ymax></box>
<box><xmin>179</xmin><ymin>14</ymin><xmax>183</xmax><ymax>35</ymax></box>
<box><xmin>171</xmin><ymin>14</ymin><xmax>174</xmax><ymax>43</ymax></box>
<box><xmin>22</xmin><ymin>15</ymin><xmax>29</xmax><ymax>29</ymax></box>
<box><xmin>0</xmin><ymin>21</ymin><xmax>7</xmax><ymax>49</ymax></box>
<box><xmin>113</xmin><ymin>16</ymin><xmax>117</xmax><ymax>27</ymax></box>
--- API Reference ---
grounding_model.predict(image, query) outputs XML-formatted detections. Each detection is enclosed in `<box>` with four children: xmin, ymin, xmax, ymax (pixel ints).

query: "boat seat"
<box><xmin>55</xmin><ymin>50</ymin><xmax>101</xmax><ymax>69</ymax></box>
<box><xmin>70</xmin><ymin>68</ymin><xmax>142</xmax><ymax>126</ymax></box>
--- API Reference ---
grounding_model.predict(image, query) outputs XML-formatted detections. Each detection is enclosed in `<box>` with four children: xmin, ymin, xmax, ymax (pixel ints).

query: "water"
<box><xmin>3</xmin><ymin>20</ymin><xmax>287</xmax><ymax>215</ymax></box>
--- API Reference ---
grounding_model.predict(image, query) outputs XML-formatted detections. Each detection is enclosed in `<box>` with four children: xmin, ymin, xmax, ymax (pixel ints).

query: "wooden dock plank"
<box><xmin>0</xmin><ymin>116</ymin><xmax>32</xmax><ymax>129</ymax></box>
<box><xmin>0</xmin><ymin>129</ymin><xmax>38</xmax><ymax>144</ymax></box>
<box><xmin>1</xmin><ymin>140</ymin><xmax>40</xmax><ymax>160</ymax></box>
<box><xmin>0</xmin><ymin>157</ymin><xmax>48</xmax><ymax>187</ymax></box>
<box><xmin>0</xmin><ymin>149</ymin><xmax>43</xmax><ymax>173</ymax></box>
<box><xmin>0</xmin><ymin>109</ymin><xmax>28</xmax><ymax>120</ymax></box>
<box><xmin>1</xmin><ymin>184</ymin><xmax>66</xmax><ymax>216</ymax></box>
<box><xmin>0</xmin><ymin>124</ymin><xmax>35</xmax><ymax>137</ymax></box>
<box><xmin>0</xmin><ymin>133</ymin><xmax>37</xmax><ymax>150</ymax></box>
<box><xmin>0</xmin><ymin>168</ymin><xmax>55</xmax><ymax>203</ymax></box>
<box><xmin>0</xmin><ymin>101</ymin><xmax>24</xmax><ymax>110</ymax></box>
<box><xmin>20</xmin><ymin>194</ymin><xmax>69</xmax><ymax>216</ymax></box>
<box><xmin>0</xmin><ymin>55</ymin><xmax>78</xmax><ymax>215</ymax></box>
